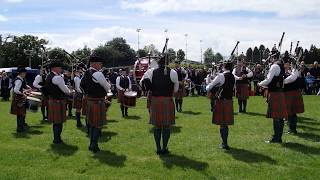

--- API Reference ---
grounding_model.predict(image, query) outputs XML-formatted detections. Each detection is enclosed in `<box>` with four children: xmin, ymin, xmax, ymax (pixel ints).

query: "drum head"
<box><xmin>124</xmin><ymin>91</ymin><xmax>137</xmax><ymax>97</ymax></box>
<box><xmin>107</xmin><ymin>92</ymin><xmax>113</xmax><ymax>97</ymax></box>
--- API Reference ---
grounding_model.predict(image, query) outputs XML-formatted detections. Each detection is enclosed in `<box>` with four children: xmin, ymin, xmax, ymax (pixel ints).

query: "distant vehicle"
<box><xmin>0</xmin><ymin>67</ymin><xmax>40</xmax><ymax>86</ymax></box>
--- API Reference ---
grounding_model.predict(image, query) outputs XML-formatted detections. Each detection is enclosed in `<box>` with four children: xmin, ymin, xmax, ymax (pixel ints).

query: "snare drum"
<box><xmin>105</xmin><ymin>92</ymin><xmax>113</xmax><ymax>110</ymax></box>
<box><xmin>30</xmin><ymin>91</ymin><xmax>42</xmax><ymax>100</ymax></box>
<box><xmin>26</xmin><ymin>96</ymin><xmax>41</xmax><ymax>113</ymax></box>
<box><xmin>124</xmin><ymin>91</ymin><xmax>137</xmax><ymax>108</ymax></box>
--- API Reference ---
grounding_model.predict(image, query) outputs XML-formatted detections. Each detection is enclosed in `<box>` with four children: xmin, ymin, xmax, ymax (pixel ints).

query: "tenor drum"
<box><xmin>30</xmin><ymin>91</ymin><xmax>42</xmax><ymax>100</ymax></box>
<box><xmin>124</xmin><ymin>91</ymin><xmax>137</xmax><ymax>108</ymax></box>
<box><xmin>26</xmin><ymin>96</ymin><xmax>41</xmax><ymax>113</ymax></box>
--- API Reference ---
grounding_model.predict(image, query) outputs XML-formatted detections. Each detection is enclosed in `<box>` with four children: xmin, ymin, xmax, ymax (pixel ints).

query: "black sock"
<box><xmin>162</xmin><ymin>128</ymin><xmax>171</xmax><ymax>150</ymax></box>
<box><xmin>41</xmin><ymin>106</ymin><xmax>46</xmax><ymax>119</ymax></box>
<box><xmin>76</xmin><ymin>112</ymin><xmax>81</xmax><ymax>124</ymax></box>
<box><xmin>153</xmin><ymin>128</ymin><xmax>162</xmax><ymax>151</ymax></box>
<box><xmin>238</xmin><ymin>100</ymin><xmax>242</xmax><ymax>112</ymax></box>
<box><xmin>179</xmin><ymin>100</ymin><xmax>183</xmax><ymax>111</ymax></box>
<box><xmin>220</xmin><ymin>126</ymin><xmax>229</xmax><ymax>146</ymax></box>
<box><xmin>243</xmin><ymin>100</ymin><xmax>247</xmax><ymax>112</ymax></box>
<box><xmin>120</xmin><ymin>105</ymin><xmax>124</xmax><ymax>116</ymax></box>
<box><xmin>175</xmin><ymin>99</ymin><xmax>179</xmax><ymax>110</ymax></box>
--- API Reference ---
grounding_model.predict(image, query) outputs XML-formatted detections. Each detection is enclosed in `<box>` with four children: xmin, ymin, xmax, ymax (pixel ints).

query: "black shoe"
<box><xmin>265</xmin><ymin>138</ymin><xmax>282</xmax><ymax>144</ymax></box>
<box><xmin>16</xmin><ymin>128</ymin><xmax>24</xmax><ymax>133</ymax></box>
<box><xmin>77</xmin><ymin>123</ymin><xmax>83</xmax><ymax>128</ymax></box>
<box><xmin>287</xmin><ymin>130</ymin><xmax>297</xmax><ymax>135</ymax></box>
<box><xmin>220</xmin><ymin>144</ymin><xmax>230</xmax><ymax>150</ymax></box>
<box><xmin>23</xmin><ymin>123</ymin><xmax>29</xmax><ymax>127</ymax></box>
<box><xmin>53</xmin><ymin>139</ymin><xmax>63</xmax><ymax>144</ymax></box>
<box><xmin>89</xmin><ymin>146</ymin><xmax>101</xmax><ymax>153</ymax></box>
<box><xmin>125</xmin><ymin>113</ymin><xmax>128</xmax><ymax>117</ymax></box>
<box><xmin>161</xmin><ymin>148</ymin><xmax>170</xmax><ymax>155</ymax></box>
<box><xmin>156</xmin><ymin>150</ymin><xmax>162</xmax><ymax>155</ymax></box>
<box><xmin>68</xmin><ymin>113</ymin><xmax>73</xmax><ymax>117</ymax></box>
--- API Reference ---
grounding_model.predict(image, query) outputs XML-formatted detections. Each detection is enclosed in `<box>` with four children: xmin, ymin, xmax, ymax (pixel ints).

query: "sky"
<box><xmin>1</xmin><ymin>0</ymin><xmax>320</xmax><ymax>61</ymax></box>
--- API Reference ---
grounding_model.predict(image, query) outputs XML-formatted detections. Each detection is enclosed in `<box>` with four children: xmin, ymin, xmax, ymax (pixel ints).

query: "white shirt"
<box><xmin>232</xmin><ymin>67</ymin><xmax>253</xmax><ymax>80</ymax></box>
<box><xmin>51</xmin><ymin>72</ymin><xmax>71</xmax><ymax>95</ymax></box>
<box><xmin>284</xmin><ymin>69</ymin><xmax>300</xmax><ymax>84</ymax></box>
<box><xmin>74</xmin><ymin>76</ymin><xmax>82</xmax><ymax>93</ymax></box>
<box><xmin>206</xmin><ymin>70</ymin><xmax>233</xmax><ymax>92</ymax></box>
<box><xmin>175</xmin><ymin>67</ymin><xmax>188</xmax><ymax>80</ymax></box>
<box><xmin>116</xmin><ymin>75</ymin><xmax>132</xmax><ymax>91</ymax></box>
<box><xmin>33</xmin><ymin>75</ymin><xmax>43</xmax><ymax>89</ymax></box>
<box><xmin>140</xmin><ymin>67</ymin><xmax>179</xmax><ymax>93</ymax></box>
<box><xmin>13</xmin><ymin>76</ymin><xmax>24</xmax><ymax>95</ymax></box>
<box><xmin>258</xmin><ymin>63</ymin><xmax>281</xmax><ymax>87</ymax></box>
<box><xmin>90</xmin><ymin>67</ymin><xmax>111</xmax><ymax>93</ymax></box>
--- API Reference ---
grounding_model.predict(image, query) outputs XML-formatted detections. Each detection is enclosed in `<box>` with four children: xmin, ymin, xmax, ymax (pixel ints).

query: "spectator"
<box><xmin>310</xmin><ymin>61</ymin><xmax>320</xmax><ymax>94</ymax></box>
<box><xmin>305</xmin><ymin>72</ymin><xmax>316</xmax><ymax>95</ymax></box>
<box><xmin>253</xmin><ymin>64</ymin><xmax>264</xmax><ymax>96</ymax></box>
<box><xmin>0</xmin><ymin>72</ymin><xmax>12</xmax><ymax>101</ymax></box>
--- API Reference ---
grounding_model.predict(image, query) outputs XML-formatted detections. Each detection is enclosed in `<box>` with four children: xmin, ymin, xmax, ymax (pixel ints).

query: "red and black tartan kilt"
<box><xmin>41</xmin><ymin>96</ymin><xmax>48</xmax><ymax>107</ymax></box>
<box><xmin>87</xmin><ymin>97</ymin><xmax>106</xmax><ymax>128</ymax></box>
<box><xmin>267</xmin><ymin>92</ymin><xmax>288</xmax><ymax>119</ymax></box>
<box><xmin>82</xmin><ymin>95</ymin><xmax>88</xmax><ymax>115</ymax></box>
<box><xmin>174</xmin><ymin>82</ymin><xmax>185</xmax><ymax>99</ymax></box>
<box><xmin>236</xmin><ymin>83</ymin><xmax>249</xmax><ymax>100</ymax></box>
<box><xmin>149</xmin><ymin>96</ymin><xmax>175</xmax><ymax>127</ymax></box>
<box><xmin>212</xmin><ymin>99</ymin><xmax>234</xmax><ymax>125</ymax></box>
<box><xmin>285</xmin><ymin>90</ymin><xmax>304</xmax><ymax>115</ymax></box>
<box><xmin>117</xmin><ymin>90</ymin><xmax>125</xmax><ymax>104</ymax></box>
<box><xmin>73</xmin><ymin>92</ymin><xmax>83</xmax><ymax>109</ymax></box>
<box><xmin>10</xmin><ymin>94</ymin><xmax>26</xmax><ymax>116</ymax></box>
<box><xmin>48</xmin><ymin>99</ymin><xmax>66</xmax><ymax>124</ymax></box>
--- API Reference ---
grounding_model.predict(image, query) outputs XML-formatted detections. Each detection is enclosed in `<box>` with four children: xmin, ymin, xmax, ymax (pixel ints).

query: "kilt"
<box><xmin>212</xmin><ymin>99</ymin><xmax>234</xmax><ymax>125</ymax></box>
<box><xmin>149</xmin><ymin>96</ymin><xmax>175</xmax><ymax>127</ymax></box>
<box><xmin>174</xmin><ymin>82</ymin><xmax>185</xmax><ymax>99</ymax></box>
<box><xmin>82</xmin><ymin>95</ymin><xmax>88</xmax><ymax>115</ymax></box>
<box><xmin>285</xmin><ymin>90</ymin><xmax>304</xmax><ymax>115</ymax></box>
<box><xmin>41</xmin><ymin>96</ymin><xmax>48</xmax><ymax>107</ymax></box>
<box><xmin>48</xmin><ymin>99</ymin><xmax>66</xmax><ymax>124</ymax></box>
<box><xmin>117</xmin><ymin>90</ymin><xmax>125</xmax><ymax>104</ymax></box>
<box><xmin>10</xmin><ymin>94</ymin><xmax>26</xmax><ymax>116</ymax></box>
<box><xmin>236</xmin><ymin>83</ymin><xmax>249</xmax><ymax>100</ymax></box>
<box><xmin>267</xmin><ymin>92</ymin><xmax>288</xmax><ymax>119</ymax></box>
<box><xmin>87</xmin><ymin>97</ymin><xmax>106</xmax><ymax>128</ymax></box>
<box><xmin>73</xmin><ymin>92</ymin><xmax>83</xmax><ymax>109</ymax></box>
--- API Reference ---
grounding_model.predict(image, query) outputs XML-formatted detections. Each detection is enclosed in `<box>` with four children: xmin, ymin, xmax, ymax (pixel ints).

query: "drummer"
<box><xmin>73</xmin><ymin>67</ymin><xmax>83</xmax><ymax>128</ymax></box>
<box><xmin>116</xmin><ymin>69</ymin><xmax>132</xmax><ymax>117</ymax></box>
<box><xmin>10</xmin><ymin>66</ymin><xmax>31</xmax><ymax>133</ymax></box>
<box><xmin>33</xmin><ymin>67</ymin><xmax>48</xmax><ymax>121</ymax></box>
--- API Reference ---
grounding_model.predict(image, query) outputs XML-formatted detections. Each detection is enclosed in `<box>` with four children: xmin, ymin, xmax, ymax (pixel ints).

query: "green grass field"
<box><xmin>0</xmin><ymin>96</ymin><xmax>319</xmax><ymax>180</ymax></box>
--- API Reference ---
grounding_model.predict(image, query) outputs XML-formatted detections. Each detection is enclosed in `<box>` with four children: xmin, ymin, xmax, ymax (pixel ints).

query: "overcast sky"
<box><xmin>1</xmin><ymin>0</ymin><xmax>320</xmax><ymax>61</ymax></box>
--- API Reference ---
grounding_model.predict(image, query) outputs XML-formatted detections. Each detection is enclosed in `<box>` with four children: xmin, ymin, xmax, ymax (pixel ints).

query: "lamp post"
<box><xmin>200</xmin><ymin>40</ymin><xmax>203</xmax><ymax>64</ymax></box>
<box><xmin>137</xmin><ymin>28</ymin><xmax>142</xmax><ymax>57</ymax></box>
<box><xmin>184</xmin><ymin>34</ymin><xmax>188</xmax><ymax>61</ymax></box>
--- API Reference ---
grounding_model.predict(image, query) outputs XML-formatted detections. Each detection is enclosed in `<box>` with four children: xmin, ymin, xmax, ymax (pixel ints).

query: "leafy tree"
<box><xmin>176</xmin><ymin>49</ymin><xmax>185</xmax><ymax>62</ymax></box>
<box><xmin>246</xmin><ymin>48</ymin><xmax>253</xmax><ymax>62</ymax></box>
<box><xmin>168</xmin><ymin>48</ymin><xmax>176</xmax><ymax>63</ymax></box>
<box><xmin>214</xmin><ymin>52</ymin><xmax>223</xmax><ymax>63</ymax></box>
<box><xmin>137</xmin><ymin>49</ymin><xmax>147</xmax><ymax>57</ymax></box>
<box><xmin>71</xmin><ymin>45</ymin><xmax>92</xmax><ymax>64</ymax></box>
<box><xmin>0</xmin><ymin>35</ymin><xmax>48</xmax><ymax>68</ymax></box>
<box><xmin>143</xmin><ymin>44</ymin><xmax>160</xmax><ymax>56</ymax></box>
<box><xmin>204</xmin><ymin>48</ymin><xmax>214</xmax><ymax>65</ymax></box>
<box><xmin>252</xmin><ymin>46</ymin><xmax>260</xmax><ymax>64</ymax></box>
<box><xmin>48</xmin><ymin>47</ymin><xmax>71</xmax><ymax>65</ymax></box>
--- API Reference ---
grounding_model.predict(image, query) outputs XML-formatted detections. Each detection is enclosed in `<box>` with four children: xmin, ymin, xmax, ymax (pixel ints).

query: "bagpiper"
<box><xmin>141</xmin><ymin>56</ymin><xmax>179</xmax><ymax>155</ymax></box>
<box><xmin>258</xmin><ymin>52</ymin><xmax>288</xmax><ymax>143</ymax></box>
<box><xmin>283</xmin><ymin>56</ymin><xmax>304</xmax><ymax>134</ymax></box>
<box><xmin>232</xmin><ymin>59</ymin><xmax>253</xmax><ymax>113</ymax></box>
<box><xmin>174</xmin><ymin>60</ymin><xmax>188</xmax><ymax>112</ymax></box>
<box><xmin>46</xmin><ymin>61</ymin><xmax>72</xmax><ymax>144</ymax></box>
<box><xmin>10</xmin><ymin>66</ymin><xmax>31</xmax><ymax>132</ymax></box>
<box><xmin>206</xmin><ymin>61</ymin><xmax>235</xmax><ymax>150</ymax></box>
<box><xmin>81</xmin><ymin>55</ymin><xmax>111</xmax><ymax>153</ymax></box>
<box><xmin>73</xmin><ymin>67</ymin><xmax>84</xmax><ymax>128</ymax></box>
<box><xmin>33</xmin><ymin>68</ymin><xmax>48</xmax><ymax>121</ymax></box>
<box><xmin>116</xmin><ymin>69</ymin><xmax>132</xmax><ymax>117</ymax></box>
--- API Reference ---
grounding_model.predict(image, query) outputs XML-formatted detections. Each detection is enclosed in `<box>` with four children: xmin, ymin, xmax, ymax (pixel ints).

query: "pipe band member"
<box><xmin>10</xmin><ymin>66</ymin><xmax>30</xmax><ymax>133</ymax></box>
<box><xmin>283</xmin><ymin>56</ymin><xmax>304</xmax><ymax>135</ymax></box>
<box><xmin>206</xmin><ymin>61</ymin><xmax>235</xmax><ymax>150</ymax></box>
<box><xmin>232</xmin><ymin>59</ymin><xmax>253</xmax><ymax>113</ymax></box>
<box><xmin>258</xmin><ymin>52</ymin><xmax>288</xmax><ymax>144</ymax></box>
<box><xmin>141</xmin><ymin>56</ymin><xmax>179</xmax><ymax>155</ymax></box>
<box><xmin>73</xmin><ymin>67</ymin><xmax>84</xmax><ymax>128</ymax></box>
<box><xmin>33</xmin><ymin>68</ymin><xmax>48</xmax><ymax>121</ymax></box>
<box><xmin>116</xmin><ymin>69</ymin><xmax>132</xmax><ymax>117</ymax></box>
<box><xmin>46</xmin><ymin>61</ymin><xmax>72</xmax><ymax>144</ymax></box>
<box><xmin>82</xmin><ymin>55</ymin><xmax>111</xmax><ymax>153</ymax></box>
<box><xmin>174</xmin><ymin>60</ymin><xmax>188</xmax><ymax>112</ymax></box>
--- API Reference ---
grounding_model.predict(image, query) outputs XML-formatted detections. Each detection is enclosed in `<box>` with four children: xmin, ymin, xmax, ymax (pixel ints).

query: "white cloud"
<box><xmin>121</xmin><ymin>0</ymin><xmax>320</xmax><ymax>17</ymax></box>
<box><xmin>0</xmin><ymin>14</ymin><xmax>8</xmax><ymax>21</ymax></box>
<box><xmin>5</xmin><ymin>0</ymin><xmax>24</xmax><ymax>3</ymax></box>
